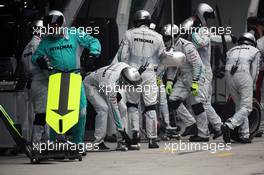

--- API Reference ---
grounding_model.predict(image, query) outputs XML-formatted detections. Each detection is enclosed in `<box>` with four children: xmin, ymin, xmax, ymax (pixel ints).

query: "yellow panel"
<box><xmin>46</xmin><ymin>73</ymin><xmax>82</xmax><ymax>134</ymax></box>
<box><xmin>46</xmin><ymin>73</ymin><xmax>61</xmax><ymax>133</ymax></box>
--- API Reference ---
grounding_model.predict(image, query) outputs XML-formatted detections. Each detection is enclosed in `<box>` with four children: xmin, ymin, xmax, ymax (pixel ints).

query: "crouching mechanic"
<box><xmin>164</xmin><ymin>24</ymin><xmax>210</xmax><ymax>142</ymax></box>
<box><xmin>32</xmin><ymin>10</ymin><xmax>101</xmax><ymax>144</ymax></box>
<box><xmin>222</xmin><ymin>33</ymin><xmax>260</xmax><ymax>143</ymax></box>
<box><xmin>157</xmin><ymin>50</ymin><xmax>186</xmax><ymax>139</ymax></box>
<box><xmin>21</xmin><ymin>19</ymin><xmax>49</xmax><ymax>144</ymax></box>
<box><xmin>84</xmin><ymin>62</ymin><xmax>142</xmax><ymax>150</ymax></box>
<box><xmin>113</xmin><ymin>10</ymin><xmax>166</xmax><ymax>149</ymax></box>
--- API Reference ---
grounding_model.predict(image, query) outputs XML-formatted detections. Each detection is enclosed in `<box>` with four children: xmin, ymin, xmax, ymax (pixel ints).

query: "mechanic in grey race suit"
<box><xmin>113</xmin><ymin>10</ymin><xmax>165</xmax><ymax>149</ymax></box>
<box><xmin>257</xmin><ymin>33</ymin><xmax>264</xmax><ymax>134</ymax></box>
<box><xmin>180</xmin><ymin>3</ymin><xmax>236</xmax><ymax>139</ymax></box>
<box><xmin>21</xmin><ymin>20</ymin><xmax>49</xmax><ymax>144</ymax></box>
<box><xmin>84</xmin><ymin>62</ymin><xmax>142</xmax><ymax>150</ymax></box>
<box><xmin>222</xmin><ymin>33</ymin><xmax>261</xmax><ymax>143</ymax></box>
<box><xmin>157</xmin><ymin>76</ymin><xmax>180</xmax><ymax>137</ymax></box>
<box><xmin>164</xmin><ymin>24</ymin><xmax>210</xmax><ymax>142</ymax></box>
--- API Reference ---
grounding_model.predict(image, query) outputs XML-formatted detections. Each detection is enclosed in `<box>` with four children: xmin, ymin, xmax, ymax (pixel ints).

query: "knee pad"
<box><xmin>168</xmin><ymin>100</ymin><xmax>182</xmax><ymax>111</ymax></box>
<box><xmin>192</xmin><ymin>103</ymin><xmax>205</xmax><ymax>115</ymax></box>
<box><xmin>126</xmin><ymin>102</ymin><xmax>138</xmax><ymax>108</ymax></box>
<box><xmin>143</xmin><ymin>104</ymin><xmax>156</xmax><ymax>114</ymax></box>
<box><xmin>33</xmin><ymin>113</ymin><xmax>46</xmax><ymax>126</ymax></box>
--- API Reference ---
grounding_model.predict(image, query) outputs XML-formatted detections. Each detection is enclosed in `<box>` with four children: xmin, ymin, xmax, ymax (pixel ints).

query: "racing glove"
<box><xmin>36</xmin><ymin>57</ymin><xmax>48</xmax><ymax>70</ymax></box>
<box><xmin>166</xmin><ymin>81</ymin><xmax>173</xmax><ymax>95</ymax></box>
<box><xmin>191</xmin><ymin>81</ymin><xmax>199</xmax><ymax>96</ymax></box>
<box><xmin>138</xmin><ymin>62</ymin><xmax>149</xmax><ymax>75</ymax></box>
<box><xmin>157</xmin><ymin>77</ymin><xmax>162</xmax><ymax>86</ymax></box>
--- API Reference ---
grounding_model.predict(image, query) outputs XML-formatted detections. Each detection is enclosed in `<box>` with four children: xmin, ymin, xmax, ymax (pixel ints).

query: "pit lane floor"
<box><xmin>0</xmin><ymin>137</ymin><xmax>264</xmax><ymax>175</ymax></box>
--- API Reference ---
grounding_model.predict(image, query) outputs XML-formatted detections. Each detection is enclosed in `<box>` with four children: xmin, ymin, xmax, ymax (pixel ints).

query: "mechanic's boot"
<box><xmin>128</xmin><ymin>131</ymin><xmax>140</xmax><ymax>150</ymax></box>
<box><xmin>175</xmin><ymin>125</ymin><xmax>181</xmax><ymax>132</ymax></box>
<box><xmin>221</xmin><ymin>124</ymin><xmax>231</xmax><ymax>143</ymax></box>
<box><xmin>213</xmin><ymin>130</ymin><xmax>223</xmax><ymax>139</ymax></box>
<box><xmin>189</xmin><ymin>135</ymin><xmax>209</xmax><ymax>142</ymax></box>
<box><xmin>116</xmin><ymin>141</ymin><xmax>128</xmax><ymax>151</ymax></box>
<box><xmin>238</xmin><ymin>137</ymin><xmax>252</xmax><ymax>144</ymax></box>
<box><xmin>148</xmin><ymin>139</ymin><xmax>159</xmax><ymax>149</ymax></box>
<box><xmin>119</xmin><ymin>130</ymin><xmax>132</xmax><ymax>146</ymax></box>
<box><xmin>97</xmin><ymin>142</ymin><xmax>110</xmax><ymax>150</ymax></box>
<box><xmin>166</xmin><ymin>128</ymin><xmax>181</xmax><ymax>140</ymax></box>
<box><xmin>255</xmin><ymin>130</ymin><xmax>263</xmax><ymax>137</ymax></box>
<box><xmin>181</xmin><ymin>123</ymin><xmax>198</xmax><ymax>137</ymax></box>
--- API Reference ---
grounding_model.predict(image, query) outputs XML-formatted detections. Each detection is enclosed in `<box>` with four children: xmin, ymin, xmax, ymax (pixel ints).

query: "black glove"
<box><xmin>89</xmin><ymin>54</ymin><xmax>100</xmax><ymax>59</ymax></box>
<box><xmin>26</xmin><ymin>80</ymin><xmax>32</xmax><ymax>89</ymax></box>
<box><xmin>36</xmin><ymin>58</ymin><xmax>48</xmax><ymax>70</ymax></box>
<box><xmin>116</xmin><ymin>92</ymin><xmax>122</xmax><ymax>103</ymax></box>
<box><xmin>253</xmin><ymin>90</ymin><xmax>257</xmax><ymax>98</ymax></box>
<box><xmin>138</xmin><ymin>62</ymin><xmax>149</xmax><ymax>75</ymax></box>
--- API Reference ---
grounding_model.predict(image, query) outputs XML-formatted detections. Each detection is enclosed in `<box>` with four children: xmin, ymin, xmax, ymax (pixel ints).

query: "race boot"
<box><xmin>165</xmin><ymin>128</ymin><xmax>180</xmax><ymax>140</ymax></box>
<box><xmin>237</xmin><ymin>137</ymin><xmax>252</xmax><ymax>144</ymax></box>
<box><xmin>212</xmin><ymin>129</ymin><xmax>223</xmax><ymax>140</ymax></box>
<box><xmin>221</xmin><ymin>124</ymin><xmax>231</xmax><ymax>143</ymax></box>
<box><xmin>160</xmin><ymin>132</ymin><xmax>170</xmax><ymax>141</ymax></box>
<box><xmin>116</xmin><ymin>141</ymin><xmax>128</xmax><ymax>151</ymax></box>
<box><xmin>97</xmin><ymin>142</ymin><xmax>110</xmax><ymax>150</ymax></box>
<box><xmin>255</xmin><ymin>130</ymin><xmax>263</xmax><ymax>137</ymax></box>
<box><xmin>189</xmin><ymin>135</ymin><xmax>209</xmax><ymax>142</ymax></box>
<box><xmin>119</xmin><ymin>129</ymin><xmax>132</xmax><ymax>146</ymax></box>
<box><xmin>181</xmin><ymin>123</ymin><xmax>198</xmax><ymax>137</ymax></box>
<box><xmin>148</xmin><ymin>139</ymin><xmax>159</xmax><ymax>149</ymax></box>
<box><xmin>129</xmin><ymin>131</ymin><xmax>140</xmax><ymax>150</ymax></box>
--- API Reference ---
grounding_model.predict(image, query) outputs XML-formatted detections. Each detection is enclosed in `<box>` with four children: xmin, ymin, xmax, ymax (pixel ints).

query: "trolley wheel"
<box><xmin>31</xmin><ymin>157</ymin><xmax>40</xmax><ymax>164</ymax></box>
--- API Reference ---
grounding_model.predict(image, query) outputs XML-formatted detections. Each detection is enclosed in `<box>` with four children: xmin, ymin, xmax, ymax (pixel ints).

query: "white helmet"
<box><xmin>160</xmin><ymin>50</ymin><xmax>186</xmax><ymax>67</ymax></box>
<box><xmin>44</xmin><ymin>10</ymin><xmax>66</xmax><ymax>27</ymax></box>
<box><xmin>161</xmin><ymin>24</ymin><xmax>180</xmax><ymax>42</ymax></box>
<box><xmin>196</xmin><ymin>3</ymin><xmax>215</xmax><ymax>26</ymax></box>
<box><xmin>238</xmin><ymin>32</ymin><xmax>256</xmax><ymax>47</ymax></box>
<box><xmin>120</xmin><ymin>67</ymin><xmax>142</xmax><ymax>86</ymax></box>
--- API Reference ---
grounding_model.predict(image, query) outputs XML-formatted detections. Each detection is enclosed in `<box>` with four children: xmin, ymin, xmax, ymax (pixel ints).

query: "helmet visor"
<box><xmin>44</xmin><ymin>15</ymin><xmax>64</xmax><ymax>27</ymax></box>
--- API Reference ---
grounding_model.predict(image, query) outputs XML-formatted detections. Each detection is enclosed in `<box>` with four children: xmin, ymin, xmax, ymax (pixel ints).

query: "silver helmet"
<box><xmin>181</xmin><ymin>17</ymin><xmax>195</xmax><ymax>33</ymax></box>
<box><xmin>134</xmin><ymin>10</ymin><xmax>151</xmax><ymax>27</ymax></box>
<box><xmin>160</xmin><ymin>50</ymin><xmax>186</xmax><ymax>67</ymax></box>
<box><xmin>238</xmin><ymin>32</ymin><xmax>256</xmax><ymax>47</ymax></box>
<box><xmin>120</xmin><ymin>67</ymin><xmax>142</xmax><ymax>86</ymax></box>
<box><xmin>32</xmin><ymin>19</ymin><xmax>44</xmax><ymax>36</ymax></box>
<box><xmin>161</xmin><ymin>24</ymin><xmax>180</xmax><ymax>42</ymax></box>
<box><xmin>196</xmin><ymin>3</ymin><xmax>215</xmax><ymax>26</ymax></box>
<box><xmin>44</xmin><ymin>10</ymin><xmax>66</xmax><ymax>27</ymax></box>
<box><xmin>33</xmin><ymin>19</ymin><xmax>43</xmax><ymax>27</ymax></box>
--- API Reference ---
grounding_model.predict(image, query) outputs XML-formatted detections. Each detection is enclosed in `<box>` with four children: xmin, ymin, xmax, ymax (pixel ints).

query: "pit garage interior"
<box><xmin>0</xmin><ymin>0</ymin><xmax>264</xmax><ymax>175</ymax></box>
